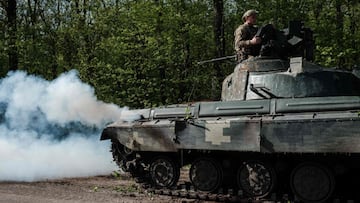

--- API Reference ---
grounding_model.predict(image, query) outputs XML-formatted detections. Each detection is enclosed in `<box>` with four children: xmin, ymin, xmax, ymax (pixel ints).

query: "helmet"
<box><xmin>242</xmin><ymin>9</ymin><xmax>258</xmax><ymax>21</ymax></box>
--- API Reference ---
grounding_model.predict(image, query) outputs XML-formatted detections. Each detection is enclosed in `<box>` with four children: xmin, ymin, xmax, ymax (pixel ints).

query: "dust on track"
<box><xmin>0</xmin><ymin>174</ymin><xmax>208</xmax><ymax>203</ymax></box>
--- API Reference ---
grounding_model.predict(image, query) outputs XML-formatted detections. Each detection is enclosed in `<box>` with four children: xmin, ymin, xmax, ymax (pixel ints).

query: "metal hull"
<box><xmin>101</xmin><ymin>96</ymin><xmax>360</xmax><ymax>154</ymax></box>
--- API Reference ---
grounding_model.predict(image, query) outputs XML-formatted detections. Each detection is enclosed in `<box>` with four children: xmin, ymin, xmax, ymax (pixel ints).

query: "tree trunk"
<box><xmin>347</xmin><ymin>0</ymin><xmax>358</xmax><ymax>68</ymax></box>
<box><xmin>212</xmin><ymin>0</ymin><xmax>224</xmax><ymax>100</ymax></box>
<box><xmin>154</xmin><ymin>0</ymin><xmax>167</xmax><ymax>104</ymax></box>
<box><xmin>335</xmin><ymin>0</ymin><xmax>344</xmax><ymax>67</ymax></box>
<box><xmin>6</xmin><ymin>0</ymin><xmax>18</xmax><ymax>70</ymax></box>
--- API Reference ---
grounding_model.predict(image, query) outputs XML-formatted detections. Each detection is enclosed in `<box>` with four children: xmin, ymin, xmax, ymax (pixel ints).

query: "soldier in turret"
<box><xmin>234</xmin><ymin>9</ymin><xmax>262</xmax><ymax>61</ymax></box>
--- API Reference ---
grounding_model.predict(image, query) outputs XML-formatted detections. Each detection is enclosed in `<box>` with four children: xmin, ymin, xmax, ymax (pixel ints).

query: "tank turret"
<box><xmin>222</xmin><ymin>21</ymin><xmax>360</xmax><ymax>102</ymax></box>
<box><xmin>222</xmin><ymin>57</ymin><xmax>360</xmax><ymax>101</ymax></box>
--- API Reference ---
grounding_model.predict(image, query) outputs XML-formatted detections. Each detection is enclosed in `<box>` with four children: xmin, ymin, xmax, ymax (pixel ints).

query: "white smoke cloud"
<box><xmin>0</xmin><ymin>70</ymin><xmax>133</xmax><ymax>181</ymax></box>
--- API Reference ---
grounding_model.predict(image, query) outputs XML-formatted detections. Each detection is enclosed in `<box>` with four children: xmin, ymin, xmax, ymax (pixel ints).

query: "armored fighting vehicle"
<box><xmin>100</xmin><ymin>22</ymin><xmax>360</xmax><ymax>202</ymax></box>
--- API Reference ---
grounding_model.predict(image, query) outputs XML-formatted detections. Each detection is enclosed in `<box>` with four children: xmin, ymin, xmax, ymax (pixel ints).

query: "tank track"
<box><xmin>136</xmin><ymin>168</ymin><xmax>354</xmax><ymax>203</ymax></box>
<box><xmin>140</xmin><ymin>167</ymin><xmax>283</xmax><ymax>203</ymax></box>
<box><xmin>144</xmin><ymin>183</ymin><xmax>268</xmax><ymax>202</ymax></box>
<box><xmin>110</xmin><ymin>141</ymin><xmax>357</xmax><ymax>202</ymax></box>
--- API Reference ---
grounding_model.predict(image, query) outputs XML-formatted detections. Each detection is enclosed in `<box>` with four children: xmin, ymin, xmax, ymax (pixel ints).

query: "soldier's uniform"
<box><xmin>234</xmin><ymin>10</ymin><xmax>261</xmax><ymax>61</ymax></box>
<box><xmin>234</xmin><ymin>23</ymin><xmax>261</xmax><ymax>61</ymax></box>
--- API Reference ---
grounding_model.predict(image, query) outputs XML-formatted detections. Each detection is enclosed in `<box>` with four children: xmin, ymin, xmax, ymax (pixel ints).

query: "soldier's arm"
<box><xmin>234</xmin><ymin>27</ymin><xmax>252</xmax><ymax>52</ymax></box>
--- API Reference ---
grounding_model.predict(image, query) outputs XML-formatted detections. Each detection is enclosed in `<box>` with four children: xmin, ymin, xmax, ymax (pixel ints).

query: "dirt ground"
<box><xmin>0</xmin><ymin>173</ymin><xmax>206</xmax><ymax>203</ymax></box>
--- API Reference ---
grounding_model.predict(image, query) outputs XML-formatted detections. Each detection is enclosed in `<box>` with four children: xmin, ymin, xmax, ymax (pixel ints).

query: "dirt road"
<box><xmin>0</xmin><ymin>174</ymin><xmax>200</xmax><ymax>203</ymax></box>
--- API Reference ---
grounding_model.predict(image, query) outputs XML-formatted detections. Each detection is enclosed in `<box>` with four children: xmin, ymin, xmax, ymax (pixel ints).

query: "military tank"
<box><xmin>100</xmin><ymin>22</ymin><xmax>360</xmax><ymax>202</ymax></box>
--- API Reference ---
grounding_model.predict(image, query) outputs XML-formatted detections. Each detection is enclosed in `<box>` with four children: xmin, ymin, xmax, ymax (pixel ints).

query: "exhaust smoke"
<box><xmin>0</xmin><ymin>70</ymin><xmax>133</xmax><ymax>181</ymax></box>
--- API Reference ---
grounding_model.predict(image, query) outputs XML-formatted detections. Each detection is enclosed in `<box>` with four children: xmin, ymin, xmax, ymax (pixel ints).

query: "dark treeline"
<box><xmin>1</xmin><ymin>0</ymin><xmax>360</xmax><ymax>108</ymax></box>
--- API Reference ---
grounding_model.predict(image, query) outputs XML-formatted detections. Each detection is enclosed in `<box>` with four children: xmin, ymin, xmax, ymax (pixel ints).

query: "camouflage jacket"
<box><xmin>234</xmin><ymin>23</ymin><xmax>260</xmax><ymax>59</ymax></box>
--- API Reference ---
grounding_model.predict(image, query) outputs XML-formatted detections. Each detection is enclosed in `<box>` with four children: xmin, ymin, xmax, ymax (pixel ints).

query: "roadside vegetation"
<box><xmin>1</xmin><ymin>0</ymin><xmax>359</xmax><ymax>108</ymax></box>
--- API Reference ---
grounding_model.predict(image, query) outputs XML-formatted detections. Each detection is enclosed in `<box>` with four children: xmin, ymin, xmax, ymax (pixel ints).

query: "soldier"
<box><xmin>234</xmin><ymin>9</ymin><xmax>262</xmax><ymax>61</ymax></box>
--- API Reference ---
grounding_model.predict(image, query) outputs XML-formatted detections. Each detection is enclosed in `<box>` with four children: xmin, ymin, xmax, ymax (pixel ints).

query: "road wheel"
<box><xmin>237</xmin><ymin>161</ymin><xmax>276</xmax><ymax>198</ymax></box>
<box><xmin>189</xmin><ymin>158</ymin><xmax>223</xmax><ymax>192</ymax></box>
<box><xmin>290</xmin><ymin>162</ymin><xmax>335</xmax><ymax>203</ymax></box>
<box><xmin>149</xmin><ymin>156</ymin><xmax>180</xmax><ymax>188</ymax></box>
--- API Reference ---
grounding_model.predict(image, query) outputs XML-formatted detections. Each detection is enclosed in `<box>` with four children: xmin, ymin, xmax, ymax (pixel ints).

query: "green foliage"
<box><xmin>113</xmin><ymin>184</ymin><xmax>139</xmax><ymax>193</ymax></box>
<box><xmin>1</xmin><ymin>0</ymin><xmax>360</xmax><ymax>108</ymax></box>
<box><xmin>76</xmin><ymin>0</ymin><xmax>217</xmax><ymax>107</ymax></box>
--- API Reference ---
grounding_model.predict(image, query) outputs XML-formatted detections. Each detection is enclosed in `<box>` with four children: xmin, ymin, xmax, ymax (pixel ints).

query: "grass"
<box><xmin>113</xmin><ymin>184</ymin><xmax>139</xmax><ymax>193</ymax></box>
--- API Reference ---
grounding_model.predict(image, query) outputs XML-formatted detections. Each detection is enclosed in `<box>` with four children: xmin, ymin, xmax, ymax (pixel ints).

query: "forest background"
<box><xmin>1</xmin><ymin>0</ymin><xmax>359</xmax><ymax>108</ymax></box>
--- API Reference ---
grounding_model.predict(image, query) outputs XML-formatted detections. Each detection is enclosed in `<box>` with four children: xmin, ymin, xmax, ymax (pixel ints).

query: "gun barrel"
<box><xmin>197</xmin><ymin>55</ymin><xmax>236</xmax><ymax>65</ymax></box>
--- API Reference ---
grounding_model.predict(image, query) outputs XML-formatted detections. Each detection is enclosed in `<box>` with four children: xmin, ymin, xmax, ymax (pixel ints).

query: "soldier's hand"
<box><xmin>250</xmin><ymin>36</ymin><xmax>261</xmax><ymax>45</ymax></box>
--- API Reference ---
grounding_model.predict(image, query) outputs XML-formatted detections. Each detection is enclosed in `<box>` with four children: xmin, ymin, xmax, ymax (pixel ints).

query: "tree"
<box><xmin>1</xmin><ymin>0</ymin><xmax>360</xmax><ymax>108</ymax></box>
<box><xmin>211</xmin><ymin>0</ymin><xmax>225</xmax><ymax>100</ymax></box>
<box><xmin>3</xmin><ymin>0</ymin><xmax>18</xmax><ymax>70</ymax></box>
